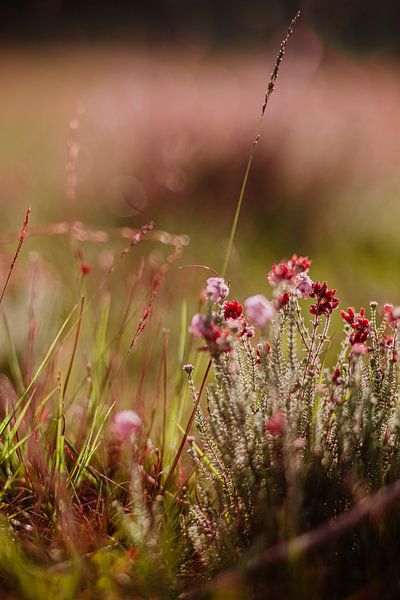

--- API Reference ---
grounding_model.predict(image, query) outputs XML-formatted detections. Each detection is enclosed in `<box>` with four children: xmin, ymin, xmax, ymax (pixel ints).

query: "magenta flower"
<box><xmin>113</xmin><ymin>410</ymin><xmax>142</xmax><ymax>440</ymax></box>
<box><xmin>244</xmin><ymin>295</ymin><xmax>275</xmax><ymax>328</ymax></box>
<box><xmin>205</xmin><ymin>277</ymin><xmax>229</xmax><ymax>303</ymax></box>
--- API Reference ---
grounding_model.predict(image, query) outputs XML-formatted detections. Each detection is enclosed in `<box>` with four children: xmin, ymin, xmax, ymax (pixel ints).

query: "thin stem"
<box><xmin>221</xmin><ymin>11</ymin><xmax>301</xmax><ymax>278</ymax></box>
<box><xmin>0</xmin><ymin>207</ymin><xmax>31</xmax><ymax>306</ymax></box>
<box><xmin>162</xmin><ymin>359</ymin><xmax>212</xmax><ymax>494</ymax></box>
<box><xmin>161</xmin><ymin>328</ymin><xmax>169</xmax><ymax>462</ymax></box>
<box><xmin>63</xmin><ymin>296</ymin><xmax>85</xmax><ymax>400</ymax></box>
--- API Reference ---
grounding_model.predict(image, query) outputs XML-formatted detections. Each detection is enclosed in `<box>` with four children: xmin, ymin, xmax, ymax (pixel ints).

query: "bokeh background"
<box><xmin>2</xmin><ymin>0</ymin><xmax>400</xmax><ymax>322</ymax></box>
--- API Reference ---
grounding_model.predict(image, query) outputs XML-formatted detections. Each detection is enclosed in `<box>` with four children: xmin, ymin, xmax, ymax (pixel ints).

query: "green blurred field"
<box><xmin>2</xmin><ymin>34</ymin><xmax>400</xmax><ymax>599</ymax></box>
<box><xmin>1</xmin><ymin>42</ymin><xmax>400</xmax><ymax>311</ymax></box>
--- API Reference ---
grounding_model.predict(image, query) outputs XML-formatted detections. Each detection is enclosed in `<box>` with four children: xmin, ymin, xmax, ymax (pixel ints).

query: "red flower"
<box><xmin>310</xmin><ymin>281</ymin><xmax>339</xmax><ymax>317</ymax></box>
<box><xmin>256</xmin><ymin>341</ymin><xmax>271</xmax><ymax>364</ymax></box>
<box><xmin>278</xmin><ymin>292</ymin><xmax>290</xmax><ymax>309</ymax></box>
<box><xmin>340</xmin><ymin>307</ymin><xmax>355</xmax><ymax>325</ymax></box>
<box><xmin>224</xmin><ymin>300</ymin><xmax>243</xmax><ymax>320</ymax></box>
<box><xmin>289</xmin><ymin>254</ymin><xmax>311</xmax><ymax>273</ymax></box>
<box><xmin>266</xmin><ymin>410</ymin><xmax>285</xmax><ymax>436</ymax></box>
<box><xmin>341</xmin><ymin>307</ymin><xmax>370</xmax><ymax>345</ymax></box>
<box><xmin>267</xmin><ymin>261</ymin><xmax>294</xmax><ymax>286</ymax></box>
<box><xmin>332</xmin><ymin>367</ymin><xmax>341</xmax><ymax>383</ymax></box>
<box><xmin>267</xmin><ymin>255</ymin><xmax>311</xmax><ymax>287</ymax></box>
<box><xmin>237</xmin><ymin>317</ymin><xmax>254</xmax><ymax>338</ymax></box>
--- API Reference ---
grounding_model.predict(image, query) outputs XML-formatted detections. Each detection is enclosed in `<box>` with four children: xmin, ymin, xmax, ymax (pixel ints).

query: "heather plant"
<box><xmin>180</xmin><ymin>258</ymin><xmax>400</xmax><ymax>596</ymax></box>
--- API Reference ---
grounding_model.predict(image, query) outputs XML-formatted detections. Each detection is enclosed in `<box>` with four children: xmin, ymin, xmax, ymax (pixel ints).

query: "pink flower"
<box><xmin>266</xmin><ymin>410</ymin><xmax>285</xmax><ymax>435</ymax></box>
<box><xmin>205</xmin><ymin>277</ymin><xmax>229</xmax><ymax>303</ymax></box>
<box><xmin>384</xmin><ymin>304</ymin><xmax>400</xmax><ymax>327</ymax></box>
<box><xmin>189</xmin><ymin>313</ymin><xmax>220</xmax><ymax>342</ymax></box>
<box><xmin>244</xmin><ymin>295</ymin><xmax>275</xmax><ymax>328</ymax></box>
<box><xmin>293</xmin><ymin>273</ymin><xmax>313</xmax><ymax>298</ymax></box>
<box><xmin>189</xmin><ymin>313</ymin><xmax>232</xmax><ymax>355</ymax></box>
<box><xmin>351</xmin><ymin>343</ymin><xmax>370</xmax><ymax>355</ymax></box>
<box><xmin>113</xmin><ymin>410</ymin><xmax>142</xmax><ymax>440</ymax></box>
<box><xmin>189</xmin><ymin>314</ymin><xmax>208</xmax><ymax>339</ymax></box>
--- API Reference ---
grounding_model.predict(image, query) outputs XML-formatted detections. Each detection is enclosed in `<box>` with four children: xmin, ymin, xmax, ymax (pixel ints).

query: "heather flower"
<box><xmin>237</xmin><ymin>317</ymin><xmax>255</xmax><ymax>338</ymax></box>
<box><xmin>224</xmin><ymin>300</ymin><xmax>243</xmax><ymax>320</ymax></box>
<box><xmin>214</xmin><ymin>329</ymin><xmax>233</xmax><ymax>354</ymax></box>
<box><xmin>189</xmin><ymin>314</ymin><xmax>220</xmax><ymax>342</ymax></box>
<box><xmin>267</xmin><ymin>254</ymin><xmax>311</xmax><ymax>287</ymax></box>
<box><xmin>266</xmin><ymin>410</ymin><xmax>285</xmax><ymax>435</ymax></box>
<box><xmin>225</xmin><ymin>313</ymin><xmax>251</xmax><ymax>336</ymax></box>
<box><xmin>205</xmin><ymin>277</ymin><xmax>229</xmax><ymax>303</ymax></box>
<box><xmin>267</xmin><ymin>261</ymin><xmax>294</xmax><ymax>286</ymax></box>
<box><xmin>289</xmin><ymin>254</ymin><xmax>311</xmax><ymax>273</ymax></box>
<box><xmin>341</xmin><ymin>307</ymin><xmax>370</xmax><ymax>346</ymax></box>
<box><xmin>244</xmin><ymin>295</ymin><xmax>275</xmax><ymax>328</ymax></box>
<box><xmin>277</xmin><ymin>292</ymin><xmax>290</xmax><ymax>309</ymax></box>
<box><xmin>384</xmin><ymin>304</ymin><xmax>400</xmax><ymax>327</ymax></box>
<box><xmin>113</xmin><ymin>410</ymin><xmax>142</xmax><ymax>440</ymax></box>
<box><xmin>256</xmin><ymin>341</ymin><xmax>271</xmax><ymax>364</ymax></box>
<box><xmin>310</xmin><ymin>281</ymin><xmax>339</xmax><ymax>316</ymax></box>
<box><xmin>351</xmin><ymin>343</ymin><xmax>370</xmax><ymax>355</ymax></box>
<box><xmin>189</xmin><ymin>313</ymin><xmax>209</xmax><ymax>339</ymax></box>
<box><xmin>380</xmin><ymin>334</ymin><xmax>394</xmax><ymax>351</ymax></box>
<box><xmin>293</xmin><ymin>272</ymin><xmax>313</xmax><ymax>298</ymax></box>
<box><xmin>189</xmin><ymin>313</ymin><xmax>232</xmax><ymax>354</ymax></box>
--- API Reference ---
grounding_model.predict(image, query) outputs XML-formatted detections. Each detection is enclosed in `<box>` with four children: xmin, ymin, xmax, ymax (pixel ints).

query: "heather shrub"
<box><xmin>179</xmin><ymin>258</ymin><xmax>400</xmax><ymax>596</ymax></box>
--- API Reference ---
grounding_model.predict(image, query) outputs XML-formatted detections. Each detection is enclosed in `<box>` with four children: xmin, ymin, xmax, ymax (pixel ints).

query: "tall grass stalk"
<box><xmin>222</xmin><ymin>11</ymin><xmax>301</xmax><ymax>277</ymax></box>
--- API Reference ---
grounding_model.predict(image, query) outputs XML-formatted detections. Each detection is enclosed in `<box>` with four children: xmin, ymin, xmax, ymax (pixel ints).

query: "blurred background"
<box><xmin>1</xmin><ymin>0</ymin><xmax>400</xmax><ymax>321</ymax></box>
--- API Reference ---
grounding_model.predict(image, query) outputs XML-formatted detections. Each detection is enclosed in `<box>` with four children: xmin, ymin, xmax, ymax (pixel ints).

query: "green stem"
<box><xmin>221</xmin><ymin>11</ymin><xmax>301</xmax><ymax>278</ymax></box>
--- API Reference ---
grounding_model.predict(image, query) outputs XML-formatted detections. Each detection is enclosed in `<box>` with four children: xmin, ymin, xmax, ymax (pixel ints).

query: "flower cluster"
<box><xmin>341</xmin><ymin>307</ymin><xmax>370</xmax><ymax>354</ymax></box>
<box><xmin>224</xmin><ymin>300</ymin><xmax>242</xmax><ymax>320</ymax></box>
<box><xmin>205</xmin><ymin>277</ymin><xmax>229</xmax><ymax>303</ymax></box>
<box><xmin>267</xmin><ymin>255</ymin><xmax>313</xmax><ymax>305</ymax></box>
<box><xmin>267</xmin><ymin>254</ymin><xmax>311</xmax><ymax>286</ymax></box>
<box><xmin>310</xmin><ymin>281</ymin><xmax>339</xmax><ymax>317</ymax></box>
<box><xmin>189</xmin><ymin>277</ymin><xmax>260</xmax><ymax>355</ymax></box>
<box><xmin>189</xmin><ymin>313</ymin><xmax>233</xmax><ymax>355</ymax></box>
<box><xmin>384</xmin><ymin>304</ymin><xmax>400</xmax><ymax>328</ymax></box>
<box><xmin>188</xmin><ymin>258</ymin><xmax>341</xmax><ymax>357</ymax></box>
